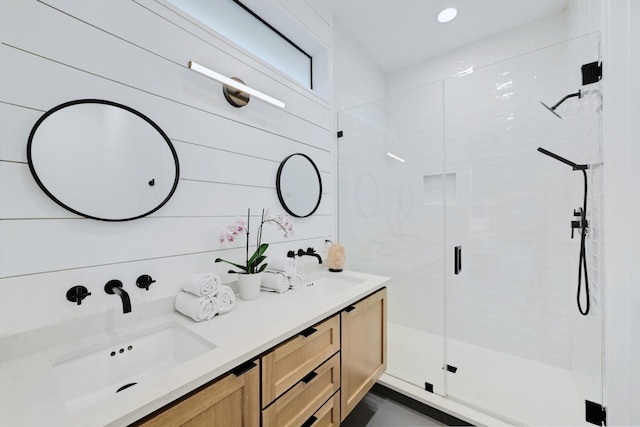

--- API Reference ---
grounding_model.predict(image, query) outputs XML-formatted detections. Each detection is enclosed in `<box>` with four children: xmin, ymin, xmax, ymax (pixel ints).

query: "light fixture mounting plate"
<box><xmin>223</xmin><ymin>77</ymin><xmax>250</xmax><ymax>107</ymax></box>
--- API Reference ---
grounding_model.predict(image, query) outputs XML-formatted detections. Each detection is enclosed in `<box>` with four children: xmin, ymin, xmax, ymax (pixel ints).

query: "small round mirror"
<box><xmin>27</xmin><ymin>99</ymin><xmax>179</xmax><ymax>221</ymax></box>
<box><xmin>276</xmin><ymin>153</ymin><xmax>322</xmax><ymax>218</ymax></box>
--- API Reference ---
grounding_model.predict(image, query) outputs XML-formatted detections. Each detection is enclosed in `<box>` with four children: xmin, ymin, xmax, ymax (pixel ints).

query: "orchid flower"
<box><xmin>215</xmin><ymin>209</ymin><xmax>293</xmax><ymax>274</ymax></box>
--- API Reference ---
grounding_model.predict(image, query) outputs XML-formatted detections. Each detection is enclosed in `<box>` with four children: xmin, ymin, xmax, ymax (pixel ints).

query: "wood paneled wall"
<box><xmin>0</xmin><ymin>0</ymin><xmax>332</xmax><ymax>336</ymax></box>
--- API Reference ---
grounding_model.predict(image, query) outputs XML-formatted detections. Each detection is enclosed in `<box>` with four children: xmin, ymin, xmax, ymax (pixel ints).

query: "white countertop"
<box><xmin>0</xmin><ymin>270</ymin><xmax>389</xmax><ymax>427</ymax></box>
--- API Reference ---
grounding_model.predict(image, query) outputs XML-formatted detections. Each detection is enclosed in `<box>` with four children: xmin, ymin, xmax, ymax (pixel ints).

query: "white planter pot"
<box><xmin>237</xmin><ymin>273</ymin><xmax>262</xmax><ymax>301</ymax></box>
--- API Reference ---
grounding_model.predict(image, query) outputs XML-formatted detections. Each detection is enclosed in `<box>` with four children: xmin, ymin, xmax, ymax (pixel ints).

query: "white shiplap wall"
<box><xmin>0</xmin><ymin>0</ymin><xmax>332</xmax><ymax>337</ymax></box>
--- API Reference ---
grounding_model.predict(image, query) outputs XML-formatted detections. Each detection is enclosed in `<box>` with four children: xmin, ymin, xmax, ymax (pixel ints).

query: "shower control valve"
<box><xmin>571</xmin><ymin>220</ymin><xmax>581</xmax><ymax>239</ymax></box>
<box><xmin>571</xmin><ymin>208</ymin><xmax>588</xmax><ymax>239</ymax></box>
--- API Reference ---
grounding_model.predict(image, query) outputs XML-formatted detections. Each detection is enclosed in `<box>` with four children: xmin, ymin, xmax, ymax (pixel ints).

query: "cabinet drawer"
<box><xmin>261</xmin><ymin>314</ymin><xmax>340</xmax><ymax>407</ymax></box>
<box><xmin>137</xmin><ymin>360</ymin><xmax>259</xmax><ymax>427</ymax></box>
<box><xmin>262</xmin><ymin>352</ymin><xmax>340</xmax><ymax>427</ymax></box>
<box><xmin>301</xmin><ymin>391</ymin><xmax>340</xmax><ymax>427</ymax></box>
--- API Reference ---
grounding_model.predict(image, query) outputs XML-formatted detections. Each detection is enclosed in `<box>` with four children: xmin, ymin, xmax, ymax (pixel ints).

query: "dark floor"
<box><xmin>341</xmin><ymin>389</ymin><xmax>445</xmax><ymax>427</ymax></box>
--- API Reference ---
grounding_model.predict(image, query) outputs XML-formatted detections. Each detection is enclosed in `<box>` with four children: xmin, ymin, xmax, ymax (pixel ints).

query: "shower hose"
<box><xmin>578</xmin><ymin>169</ymin><xmax>590</xmax><ymax>316</ymax></box>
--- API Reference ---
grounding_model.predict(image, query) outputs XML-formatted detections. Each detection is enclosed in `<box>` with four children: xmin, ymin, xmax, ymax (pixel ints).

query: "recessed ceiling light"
<box><xmin>438</xmin><ymin>7</ymin><xmax>457</xmax><ymax>23</ymax></box>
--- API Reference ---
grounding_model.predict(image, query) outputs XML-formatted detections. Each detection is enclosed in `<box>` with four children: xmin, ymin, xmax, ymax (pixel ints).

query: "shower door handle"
<box><xmin>454</xmin><ymin>246</ymin><xmax>462</xmax><ymax>275</ymax></box>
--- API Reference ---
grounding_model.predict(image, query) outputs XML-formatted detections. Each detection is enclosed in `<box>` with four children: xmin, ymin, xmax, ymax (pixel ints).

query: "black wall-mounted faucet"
<box><xmin>105</xmin><ymin>280</ymin><xmax>131</xmax><ymax>314</ymax></box>
<box><xmin>288</xmin><ymin>247</ymin><xmax>323</xmax><ymax>264</ymax></box>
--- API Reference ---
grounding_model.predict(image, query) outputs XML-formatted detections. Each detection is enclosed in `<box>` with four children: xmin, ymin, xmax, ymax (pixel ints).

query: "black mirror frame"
<box><xmin>276</xmin><ymin>153</ymin><xmax>322</xmax><ymax>218</ymax></box>
<box><xmin>27</xmin><ymin>99</ymin><xmax>180</xmax><ymax>222</ymax></box>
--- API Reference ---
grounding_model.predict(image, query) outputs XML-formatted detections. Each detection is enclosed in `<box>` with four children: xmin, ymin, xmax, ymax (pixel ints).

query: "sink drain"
<box><xmin>115</xmin><ymin>382</ymin><xmax>137</xmax><ymax>393</ymax></box>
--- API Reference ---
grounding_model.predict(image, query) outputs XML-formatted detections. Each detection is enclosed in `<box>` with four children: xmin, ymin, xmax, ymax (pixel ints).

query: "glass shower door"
<box><xmin>443</xmin><ymin>34</ymin><xmax>604</xmax><ymax>425</ymax></box>
<box><xmin>337</xmin><ymin>81</ymin><xmax>447</xmax><ymax>396</ymax></box>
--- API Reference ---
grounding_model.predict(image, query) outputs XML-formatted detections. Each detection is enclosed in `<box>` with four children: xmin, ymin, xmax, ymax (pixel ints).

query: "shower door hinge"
<box><xmin>337</xmin><ymin>130</ymin><xmax>343</xmax><ymax>138</ymax></box>
<box><xmin>442</xmin><ymin>364</ymin><xmax>458</xmax><ymax>373</ymax></box>
<box><xmin>585</xmin><ymin>400</ymin><xmax>606</xmax><ymax>426</ymax></box>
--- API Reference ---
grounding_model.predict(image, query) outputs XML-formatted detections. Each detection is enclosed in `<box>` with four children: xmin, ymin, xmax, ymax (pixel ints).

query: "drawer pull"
<box><xmin>299</xmin><ymin>326</ymin><xmax>317</xmax><ymax>337</ymax></box>
<box><xmin>343</xmin><ymin>305</ymin><xmax>356</xmax><ymax>313</ymax></box>
<box><xmin>300</xmin><ymin>415</ymin><xmax>318</xmax><ymax>427</ymax></box>
<box><xmin>301</xmin><ymin>371</ymin><xmax>318</xmax><ymax>384</ymax></box>
<box><xmin>231</xmin><ymin>361</ymin><xmax>256</xmax><ymax>377</ymax></box>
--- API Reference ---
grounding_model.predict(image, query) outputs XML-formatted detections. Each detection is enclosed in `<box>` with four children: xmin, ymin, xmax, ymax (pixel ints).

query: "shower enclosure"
<box><xmin>337</xmin><ymin>34</ymin><xmax>603</xmax><ymax>426</ymax></box>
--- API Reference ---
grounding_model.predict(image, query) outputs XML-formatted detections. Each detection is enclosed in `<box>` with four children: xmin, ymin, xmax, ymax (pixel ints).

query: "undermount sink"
<box><xmin>51</xmin><ymin>321</ymin><xmax>215</xmax><ymax>410</ymax></box>
<box><xmin>304</xmin><ymin>274</ymin><xmax>366</xmax><ymax>293</ymax></box>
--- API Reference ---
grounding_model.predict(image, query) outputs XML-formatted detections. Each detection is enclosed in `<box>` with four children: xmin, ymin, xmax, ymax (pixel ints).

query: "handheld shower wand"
<box><xmin>537</xmin><ymin>147</ymin><xmax>590</xmax><ymax>316</ymax></box>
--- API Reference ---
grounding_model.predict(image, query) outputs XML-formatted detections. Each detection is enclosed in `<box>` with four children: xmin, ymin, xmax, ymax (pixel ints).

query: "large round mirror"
<box><xmin>27</xmin><ymin>99</ymin><xmax>179</xmax><ymax>221</ymax></box>
<box><xmin>276</xmin><ymin>153</ymin><xmax>322</xmax><ymax>218</ymax></box>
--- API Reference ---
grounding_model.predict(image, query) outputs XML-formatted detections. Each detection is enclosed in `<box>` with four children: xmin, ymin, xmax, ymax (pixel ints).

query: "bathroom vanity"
<box><xmin>0</xmin><ymin>270</ymin><xmax>388</xmax><ymax>426</ymax></box>
<box><xmin>137</xmin><ymin>287</ymin><xmax>386</xmax><ymax>426</ymax></box>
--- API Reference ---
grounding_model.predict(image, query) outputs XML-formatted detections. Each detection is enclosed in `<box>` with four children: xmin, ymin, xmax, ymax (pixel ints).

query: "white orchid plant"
<box><xmin>215</xmin><ymin>209</ymin><xmax>293</xmax><ymax>274</ymax></box>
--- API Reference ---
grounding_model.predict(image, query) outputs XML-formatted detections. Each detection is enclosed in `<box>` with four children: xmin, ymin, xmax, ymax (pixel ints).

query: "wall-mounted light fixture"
<box><xmin>188</xmin><ymin>61</ymin><xmax>286</xmax><ymax>109</ymax></box>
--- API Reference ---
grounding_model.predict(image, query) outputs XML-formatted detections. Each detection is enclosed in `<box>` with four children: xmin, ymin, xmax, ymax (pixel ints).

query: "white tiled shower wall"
<box><xmin>330</xmin><ymin>19</ymin><xmax>387</xmax><ymax>240</ymax></box>
<box><xmin>0</xmin><ymin>0</ymin><xmax>333</xmax><ymax>338</ymax></box>
<box><xmin>444</xmin><ymin>32</ymin><xmax>602</xmax><ymax>375</ymax></box>
<box><xmin>339</xmin><ymin>5</ymin><xmax>604</xmax><ymax>375</ymax></box>
<box><xmin>339</xmin><ymin>81</ymin><xmax>447</xmax><ymax>340</ymax></box>
<box><xmin>333</xmin><ymin>1</ymin><xmax>640</xmax><ymax>424</ymax></box>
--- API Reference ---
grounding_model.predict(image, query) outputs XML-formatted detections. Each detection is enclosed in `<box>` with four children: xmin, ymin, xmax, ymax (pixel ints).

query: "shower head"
<box><xmin>537</xmin><ymin>147</ymin><xmax>588</xmax><ymax>170</ymax></box>
<box><xmin>540</xmin><ymin>90</ymin><xmax>582</xmax><ymax>119</ymax></box>
<box><xmin>540</xmin><ymin>101</ymin><xmax>563</xmax><ymax>119</ymax></box>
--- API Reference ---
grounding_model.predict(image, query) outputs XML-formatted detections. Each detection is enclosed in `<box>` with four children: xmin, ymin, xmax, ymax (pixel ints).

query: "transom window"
<box><xmin>167</xmin><ymin>0</ymin><xmax>313</xmax><ymax>89</ymax></box>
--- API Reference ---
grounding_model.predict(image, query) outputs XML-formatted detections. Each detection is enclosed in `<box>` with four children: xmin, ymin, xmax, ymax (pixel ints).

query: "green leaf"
<box><xmin>257</xmin><ymin>263</ymin><xmax>268</xmax><ymax>273</ymax></box>
<box><xmin>257</xmin><ymin>243</ymin><xmax>269</xmax><ymax>256</ymax></box>
<box><xmin>247</xmin><ymin>243</ymin><xmax>269</xmax><ymax>266</ymax></box>
<box><xmin>249</xmin><ymin>255</ymin><xmax>267</xmax><ymax>272</ymax></box>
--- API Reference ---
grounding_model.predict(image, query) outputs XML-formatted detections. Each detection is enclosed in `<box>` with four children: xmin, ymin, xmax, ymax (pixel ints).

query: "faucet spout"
<box><xmin>105</xmin><ymin>280</ymin><xmax>131</xmax><ymax>313</ymax></box>
<box><xmin>310</xmin><ymin>253</ymin><xmax>323</xmax><ymax>264</ymax></box>
<box><xmin>295</xmin><ymin>248</ymin><xmax>323</xmax><ymax>264</ymax></box>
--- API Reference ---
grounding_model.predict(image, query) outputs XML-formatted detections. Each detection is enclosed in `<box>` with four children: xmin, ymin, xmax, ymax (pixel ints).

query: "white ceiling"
<box><xmin>322</xmin><ymin>0</ymin><xmax>568</xmax><ymax>73</ymax></box>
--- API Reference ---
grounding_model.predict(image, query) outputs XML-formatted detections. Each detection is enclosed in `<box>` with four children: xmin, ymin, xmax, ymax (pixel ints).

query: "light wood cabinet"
<box><xmin>136</xmin><ymin>287</ymin><xmax>386</xmax><ymax>427</ymax></box>
<box><xmin>137</xmin><ymin>360</ymin><xmax>259</xmax><ymax>427</ymax></box>
<box><xmin>261</xmin><ymin>314</ymin><xmax>340</xmax><ymax>407</ymax></box>
<box><xmin>262</xmin><ymin>353</ymin><xmax>340</xmax><ymax>427</ymax></box>
<box><xmin>340</xmin><ymin>288</ymin><xmax>387</xmax><ymax>421</ymax></box>
<box><xmin>308</xmin><ymin>391</ymin><xmax>341</xmax><ymax>427</ymax></box>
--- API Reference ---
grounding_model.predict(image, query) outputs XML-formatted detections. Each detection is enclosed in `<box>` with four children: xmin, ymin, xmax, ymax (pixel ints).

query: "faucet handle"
<box><xmin>136</xmin><ymin>274</ymin><xmax>156</xmax><ymax>291</ymax></box>
<box><xmin>306</xmin><ymin>247</ymin><xmax>316</xmax><ymax>254</ymax></box>
<box><xmin>66</xmin><ymin>285</ymin><xmax>91</xmax><ymax>306</ymax></box>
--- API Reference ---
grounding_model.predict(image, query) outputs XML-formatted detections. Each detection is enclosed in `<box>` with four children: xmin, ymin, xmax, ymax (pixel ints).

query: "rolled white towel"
<box><xmin>289</xmin><ymin>273</ymin><xmax>303</xmax><ymax>289</ymax></box>
<box><xmin>265</xmin><ymin>257</ymin><xmax>296</xmax><ymax>275</ymax></box>
<box><xmin>206</xmin><ymin>297</ymin><xmax>220</xmax><ymax>320</ymax></box>
<box><xmin>214</xmin><ymin>285</ymin><xmax>236</xmax><ymax>314</ymax></box>
<box><xmin>175</xmin><ymin>292</ymin><xmax>218</xmax><ymax>321</ymax></box>
<box><xmin>261</xmin><ymin>271</ymin><xmax>290</xmax><ymax>293</ymax></box>
<box><xmin>183</xmin><ymin>273</ymin><xmax>221</xmax><ymax>296</ymax></box>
